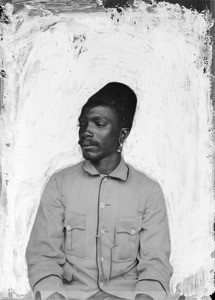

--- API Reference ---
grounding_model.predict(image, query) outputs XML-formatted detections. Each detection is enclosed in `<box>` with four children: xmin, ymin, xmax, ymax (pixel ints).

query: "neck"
<box><xmin>91</xmin><ymin>153</ymin><xmax>121</xmax><ymax>175</ymax></box>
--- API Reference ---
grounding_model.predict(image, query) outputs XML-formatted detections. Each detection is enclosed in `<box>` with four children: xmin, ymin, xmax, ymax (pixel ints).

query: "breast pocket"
<box><xmin>112</xmin><ymin>215</ymin><xmax>142</xmax><ymax>262</ymax></box>
<box><xmin>64</xmin><ymin>211</ymin><xmax>86</xmax><ymax>258</ymax></box>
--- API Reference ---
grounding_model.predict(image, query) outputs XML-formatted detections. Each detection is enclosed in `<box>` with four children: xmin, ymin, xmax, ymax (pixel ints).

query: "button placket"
<box><xmin>97</xmin><ymin>175</ymin><xmax>110</xmax><ymax>288</ymax></box>
<box><xmin>99</xmin><ymin>176</ymin><xmax>109</xmax><ymax>209</ymax></box>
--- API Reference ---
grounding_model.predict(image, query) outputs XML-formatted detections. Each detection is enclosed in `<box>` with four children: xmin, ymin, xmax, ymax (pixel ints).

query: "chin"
<box><xmin>82</xmin><ymin>150</ymin><xmax>100</xmax><ymax>162</ymax></box>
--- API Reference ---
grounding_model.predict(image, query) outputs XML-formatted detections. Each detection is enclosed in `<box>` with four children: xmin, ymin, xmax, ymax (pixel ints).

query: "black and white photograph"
<box><xmin>0</xmin><ymin>1</ymin><xmax>214</xmax><ymax>300</ymax></box>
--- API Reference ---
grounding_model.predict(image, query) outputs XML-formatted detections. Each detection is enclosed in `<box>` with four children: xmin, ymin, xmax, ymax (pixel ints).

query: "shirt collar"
<box><xmin>82</xmin><ymin>157</ymin><xmax>129</xmax><ymax>181</ymax></box>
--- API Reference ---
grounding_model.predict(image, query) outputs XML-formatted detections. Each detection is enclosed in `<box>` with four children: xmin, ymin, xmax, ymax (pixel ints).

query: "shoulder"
<box><xmin>127</xmin><ymin>163</ymin><xmax>161</xmax><ymax>194</ymax></box>
<box><xmin>53</xmin><ymin>161</ymin><xmax>84</xmax><ymax>179</ymax></box>
<box><xmin>127</xmin><ymin>163</ymin><xmax>157</xmax><ymax>185</ymax></box>
<box><xmin>127</xmin><ymin>164</ymin><xmax>165</xmax><ymax>209</ymax></box>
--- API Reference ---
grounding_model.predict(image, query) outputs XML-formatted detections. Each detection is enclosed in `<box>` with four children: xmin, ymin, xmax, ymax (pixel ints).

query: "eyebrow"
<box><xmin>92</xmin><ymin>116</ymin><xmax>109</xmax><ymax>121</ymax></box>
<box><xmin>78</xmin><ymin>116</ymin><xmax>110</xmax><ymax>122</ymax></box>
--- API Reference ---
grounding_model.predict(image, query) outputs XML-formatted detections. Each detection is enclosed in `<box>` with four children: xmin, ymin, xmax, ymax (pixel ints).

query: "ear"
<box><xmin>119</xmin><ymin>128</ymin><xmax>130</xmax><ymax>143</ymax></box>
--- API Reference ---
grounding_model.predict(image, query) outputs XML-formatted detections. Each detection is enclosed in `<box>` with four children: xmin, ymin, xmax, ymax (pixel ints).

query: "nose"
<box><xmin>80</xmin><ymin>122</ymin><xmax>94</xmax><ymax>138</ymax></box>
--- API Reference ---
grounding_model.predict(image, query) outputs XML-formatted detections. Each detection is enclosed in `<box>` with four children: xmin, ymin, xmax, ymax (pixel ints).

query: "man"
<box><xmin>26</xmin><ymin>82</ymin><xmax>173</xmax><ymax>300</ymax></box>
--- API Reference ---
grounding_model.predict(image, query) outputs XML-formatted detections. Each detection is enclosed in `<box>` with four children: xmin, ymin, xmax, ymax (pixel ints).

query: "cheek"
<box><xmin>103</xmin><ymin>132</ymin><xmax>119</xmax><ymax>149</ymax></box>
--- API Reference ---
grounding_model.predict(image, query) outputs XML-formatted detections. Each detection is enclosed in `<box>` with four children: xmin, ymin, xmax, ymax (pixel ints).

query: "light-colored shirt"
<box><xmin>26</xmin><ymin>158</ymin><xmax>173</xmax><ymax>300</ymax></box>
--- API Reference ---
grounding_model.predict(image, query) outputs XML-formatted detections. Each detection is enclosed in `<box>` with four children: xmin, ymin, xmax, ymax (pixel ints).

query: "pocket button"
<box><xmin>131</xmin><ymin>229</ymin><xmax>136</xmax><ymax>235</ymax></box>
<box><xmin>66</xmin><ymin>225</ymin><xmax>71</xmax><ymax>231</ymax></box>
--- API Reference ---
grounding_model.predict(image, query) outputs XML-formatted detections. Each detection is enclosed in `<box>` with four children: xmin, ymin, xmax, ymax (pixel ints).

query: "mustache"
<box><xmin>78</xmin><ymin>139</ymin><xmax>99</xmax><ymax>147</ymax></box>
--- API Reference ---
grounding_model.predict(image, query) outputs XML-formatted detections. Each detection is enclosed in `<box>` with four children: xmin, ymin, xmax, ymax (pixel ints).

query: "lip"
<box><xmin>81</xmin><ymin>145</ymin><xmax>97</xmax><ymax>151</ymax></box>
<box><xmin>81</xmin><ymin>144</ymin><xmax>97</xmax><ymax>148</ymax></box>
<box><xmin>78</xmin><ymin>139</ymin><xmax>98</xmax><ymax>147</ymax></box>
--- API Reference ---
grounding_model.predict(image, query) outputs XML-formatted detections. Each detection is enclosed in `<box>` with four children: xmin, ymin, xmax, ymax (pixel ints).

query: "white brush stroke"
<box><xmin>0</xmin><ymin>2</ymin><xmax>214</xmax><ymax>299</ymax></box>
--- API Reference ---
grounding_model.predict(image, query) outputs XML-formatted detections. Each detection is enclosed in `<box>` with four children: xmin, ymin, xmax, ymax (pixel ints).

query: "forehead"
<box><xmin>79</xmin><ymin>105</ymin><xmax>118</xmax><ymax>122</ymax></box>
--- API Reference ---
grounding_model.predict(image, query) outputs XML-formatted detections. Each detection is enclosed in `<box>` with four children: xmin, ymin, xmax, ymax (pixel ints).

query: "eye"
<box><xmin>94</xmin><ymin>121</ymin><xmax>106</xmax><ymax>127</ymax></box>
<box><xmin>78</xmin><ymin>122</ymin><xmax>87</xmax><ymax>129</ymax></box>
<box><xmin>95</xmin><ymin>123</ymin><xmax>105</xmax><ymax>127</ymax></box>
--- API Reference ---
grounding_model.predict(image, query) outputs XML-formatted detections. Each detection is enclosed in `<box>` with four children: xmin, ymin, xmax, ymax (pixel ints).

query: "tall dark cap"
<box><xmin>81</xmin><ymin>82</ymin><xmax>137</xmax><ymax>129</ymax></box>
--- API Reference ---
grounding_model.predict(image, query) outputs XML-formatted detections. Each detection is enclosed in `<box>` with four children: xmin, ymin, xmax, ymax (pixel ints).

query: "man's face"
<box><xmin>78</xmin><ymin>105</ymin><xmax>121</xmax><ymax>162</ymax></box>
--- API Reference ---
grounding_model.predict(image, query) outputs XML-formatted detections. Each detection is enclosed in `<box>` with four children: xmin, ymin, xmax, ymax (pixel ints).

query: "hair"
<box><xmin>81</xmin><ymin>82</ymin><xmax>137</xmax><ymax>130</ymax></box>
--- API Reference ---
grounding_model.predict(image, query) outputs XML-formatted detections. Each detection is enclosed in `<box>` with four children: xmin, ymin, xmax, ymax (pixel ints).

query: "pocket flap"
<box><xmin>64</xmin><ymin>211</ymin><xmax>86</xmax><ymax>231</ymax></box>
<box><xmin>115</xmin><ymin>216</ymin><xmax>142</xmax><ymax>235</ymax></box>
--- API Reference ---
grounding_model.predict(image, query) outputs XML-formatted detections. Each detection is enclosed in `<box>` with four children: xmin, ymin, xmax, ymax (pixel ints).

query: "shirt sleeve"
<box><xmin>135</xmin><ymin>182</ymin><xmax>173</xmax><ymax>300</ymax></box>
<box><xmin>34</xmin><ymin>276</ymin><xmax>68</xmax><ymax>300</ymax></box>
<box><xmin>25</xmin><ymin>172</ymin><xmax>68</xmax><ymax>300</ymax></box>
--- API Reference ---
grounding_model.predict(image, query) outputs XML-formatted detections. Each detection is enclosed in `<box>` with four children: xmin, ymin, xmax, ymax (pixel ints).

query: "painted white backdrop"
<box><xmin>0</xmin><ymin>1</ymin><xmax>214</xmax><ymax>299</ymax></box>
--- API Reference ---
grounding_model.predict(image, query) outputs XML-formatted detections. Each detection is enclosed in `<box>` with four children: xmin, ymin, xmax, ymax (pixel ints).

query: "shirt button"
<box><xmin>100</xmin><ymin>257</ymin><xmax>104</xmax><ymax>262</ymax></box>
<box><xmin>66</xmin><ymin>225</ymin><xmax>71</xmax><ymax>230</ymax></box>
<box><xmin>103</xmin><ymin>177</ymin><xmax>107</xmax><ymax>183</ymax></box>
<box><xmin>131</xmin><ymin>229</ymin><xmax>136</xmax><ymax>235</ymax></box>
<box><xmin>100</xmin><ymin>281</ymin><xmax>104</xmax><ymax>287</ymax></box>
<box><xmin>100</xmin><ymin>229</ymin><xmax>106</xmax><ymax>235</ymax></box>
<box><xmin>100</xmin><ymin>203</ymin><xmax>105</xmax><ymax>209</ymax></box>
